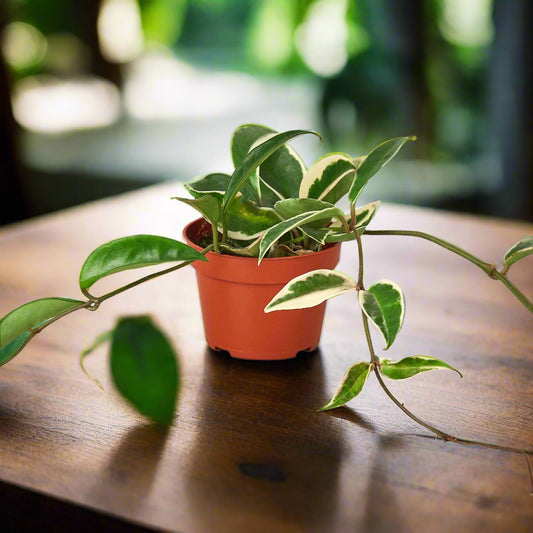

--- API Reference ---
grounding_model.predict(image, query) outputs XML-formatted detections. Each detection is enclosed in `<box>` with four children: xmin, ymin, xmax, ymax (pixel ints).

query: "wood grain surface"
<box><xmin>0</xmin><ymin>183</ymin><xmax>532</xmax><ymax>532</ymax></box>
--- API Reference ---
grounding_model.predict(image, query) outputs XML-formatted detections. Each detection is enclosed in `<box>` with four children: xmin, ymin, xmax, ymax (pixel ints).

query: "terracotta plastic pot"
<box><xmin>184</xmin><ymin>218</ymin><xmax>341</xmax><ymax>361</ymax></box>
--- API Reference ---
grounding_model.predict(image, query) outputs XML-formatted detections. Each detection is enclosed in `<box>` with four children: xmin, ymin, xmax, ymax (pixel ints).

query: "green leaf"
<box><xmin>503</xmin><ymin>237</ymin><xmax>533</xmax><ymax>271</ymax></box>
<box><xmin>327</xmin><ymin>201</ymin><xmax>381</xmax><ymax>242</ymax></box>
<box><xmin>185</xmin><ymin>172</ymin><xmax>258</xmax><ymax>204</ymax></box>
<box><xmin>265</xmin><ymin>269</ymin><xmax>357</xmax><ymax>312</ymax></box>
<box><xmin>380</xmin><ymin>355</ymin><xmax>462</xmax><ymax>379</ymax></box>
<box><xmin>231</xmin><ymin>124</ymin><xmax>307</xmax><ymax>206</ymax></box>
<box><xmin>173</xmin><ymin>195</ymin><xmax>221</xmax><ymax>228</ymax></box>
<box><xmin>0</xmin><ymin>297</ymin><xmax>83</xmax><ymax>361</ymax></box>
<box><xmin>259</xmin><ymin>206</ymin><xmax>344</xmax><ymax>262</ymax></box>
<box><xmin>359</xmin><ymin>280</ymin><xmax>405</xmax><ymax>349</ymax></box>
<box><xmin>185</xmin><ymin>172</ymin><xmax>229</xmax><ymax>198</ymax></box>
<box><xmin>224</xmin><ymin>195</ymin><xmax>282</xmax><ymax>241</ymax></box>
<box><xmin>348</xmin><ymin>136</ymin><xmax>415</xmax><ymax>204</ymax></box>
<box><xmin>274</xmin><ymin>198</ymin><xmax>336</xmax><ymax>228</ymax></box>
<box><xmin>79</xmin><ymin>235</ymin><xmax>207</xmax><ymax>291</ymax></box>
<box><xmin>110</xmin><ymin>316</ymin><xmax>179</xmax><ymax>426</ymax></box>
<box><xmin>319</xmin><ymin>362</ymin><xmax>371</xmax><ymax>411</ymax></box>
<box><xmin>300</xmin><ymin>153</ymin><xmax>357</xmax><ymax>204</ymax></box>
<box><xmin>300</xmin><ymin>225</ymin><xmax>333</xmax><ymax>245</ymax></box>
<box><xmin>0</xmin><ymin>331</ymin><xmax>33</xmax><ymax>367</ymax></box>
<box><xmin>222</xmin><ymin>129</ymin><xmax>320</xmax><ymax>213</ymax></box>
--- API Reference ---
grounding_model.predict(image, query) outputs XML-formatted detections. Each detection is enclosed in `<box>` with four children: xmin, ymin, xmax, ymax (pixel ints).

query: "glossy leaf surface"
<box><xmin>359</xmin><ymin>280</ymin><xmax>405</xmax><ymax>349</ymax></box>
<box><xmin>274</xmin><ymin>198</ymin><xmax>336</xmax><ymax>227</ymax></box>
<box><xmin>186</xmin><ymin>172</ymin><xmax>258</xmax><ymax>204</ymax></box>
<box><xmin>110</xmin><ymin>316</ymin><xmax>179</xmax><ymax>426</ymax></box>
<box><xmin>326</xmin><ymin>201</ymin><xmax>381</xmax><ymax>242</ymax></box>
<box><xmin>185</xmin><ymin>172</ymin><xmax>230</xmax><ymax>199</ymax></box>
<box><xmin>319</xmin><ymin>362</ymin><xmax>371</xmax><ymax>411</ymax></box>
<box><xmin>300</xmin><ymin>153</ymin><xmax>357</xmax><ymax>204</ymax></box>
<box><xmin>380</xmin><ymin>355</ymin><xmax>462</xmax><ymax>379</ymax></box>
<box><xmin>223</xmin><ymin>129</ymin><xmax>319</xmax><ymax>212</ymax></box>
<box><xmin>0</xmin><ymin>297</ymin><xmax>83</xmax><ymax>364</ymax></box>
<box><xmin>503</xmin><ymin>237</ymin><xmax>533</xmax><ymax>270</ymax></box>
<box><xmin>79</xmin><ymin>235</ymin><xmax>207</xmax><ymax>290</ymax></box>
<box><xmin>349</xmin><ymin>137</ymin><xmax>415</xmax><ymax>203</ymax></box>
<box><xmin>174</xmin><ymin>195</ymin><xmax>221</xmax><ymax>228</ymax></box>
<box><xmin>231</xmin><ymin>124</ymin><xmax>307</xmax><ymax>206</ymax></box>
<box><xmin>265</xmin><ymin>269</ymin><xmax>357</xmax><ymax>312</ymax></box>
<box><xmin>259</xmin><ymin>206</ymin><xmax>344</xmax><ymax>262</ymax></box>
<box><xmin>224</xmin><ymin>195</ymin><xmax>282</xmax><ymax>240</ymax></box>
<box><xmin>0</xmin><ymin>331</ymin><xmax>33</xmax><ymax>366</ymax></box>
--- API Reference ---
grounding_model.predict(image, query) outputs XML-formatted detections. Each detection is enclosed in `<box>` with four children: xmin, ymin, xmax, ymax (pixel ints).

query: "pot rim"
<box><xmin>183</xmin><ymin>217</ymin><xmax>340</xmax><ymax>263</ymax></box>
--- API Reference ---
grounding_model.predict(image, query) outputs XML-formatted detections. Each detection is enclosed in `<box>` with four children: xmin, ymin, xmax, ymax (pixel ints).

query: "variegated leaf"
<box><xmin>259</xmin><ymin>206</ymin><xmax>345</xmax><ymax>262</ymax></box>
<box><xmin>300</xmin><ymin>153</ymin><xmax>357</xmax><ymax>205</ymax></box>
<box><xmin>231</xmin><ymin>124</ymin><xmax>308</xmax><ymax>207</ymax></box>
<box><xmin>265</xmin><ymin>269</ymin><xmax>357</xmax><ymax>312</ymax></box>
<box><xmin>274</xmin><ymin>198</ymin><xmax>336</xmax><ymax>228</ymax></box>
<box><xmin>300</xmin><ymin>226</ymin><xmax>333</xmax><ymax>245</ymax></box>
<box><xmin>185</xmin><ymin>172</ymin><xmax>258</xmax><ymax>204</ymax></box>
<box><xmin>185</xmin><ymin>172</ymin><xmax>229</xmax><ymax>198</ymax></box>
<box><xmin>319</xmin><ymin>362</ymin><xmax>371</xmax><ymax>411</ymax></box>
<box><xmin>326</xmin><ymin>201</ymin><xmax>381</xmax><ymax>243</ymax></box>
<box><xmin>380</xmin><ymin>355</ymin><xmax>462</xmax><ymax>379</ymax></box>
<box><xmin>349</xmin><ymin>137</ymin><xmax>415</xmax><ymax>203</ymax></box>
<box><xmin>329</xmin><ymin>201</ymin><xmax>381</xmax><ymax>232</ymax></box>
<box><xmin>359</xmin><ymin>280</ymin><xmax>405</xmax><ymax>349</ymax></box>
<box><xmin>223</xmin><ymin>195</ymin><xmax>282</xmax><ymax>241</ymax></box>
<box><xmin>250</xmin><ymin>133</ymin><xmax>307</xmax><ymax>205</ymax></box>
<box><xmin>503</xmin><ymin>237</ymin><xmax>533</xmax><ymax>271</ymax></box>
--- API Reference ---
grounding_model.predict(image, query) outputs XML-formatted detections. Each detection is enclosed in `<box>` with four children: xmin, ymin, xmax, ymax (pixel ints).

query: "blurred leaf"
<box><xmin>349</xmin><ymin>137</ymin><xmax>415</xmax><ymax>204</ymax></box>
<box><xmin>503</xmin><ymin>237</ymin><xmax>533</xmax><ymax>271</ymax></box>
<box><xmin>223</xmin><ymin>129</ymin><xmax>320</xmax><ymax>213</ymax></box>
<box><xmin>259</xmin><ymin>206</ymin><xmax>344</xmax><ymax>262</ymax></box>
<box><xmin>79</xmin><ymin>235</ymin><xmax>207</xmax><ymax>291</ymax></box>
<box><xmin>265</xmin><ymin>269</ymin><xmax>357</xmax><ymax>312</ymax></box>
<box><xmin>110</xmin><ymin>316</ymin><xmax>179</xmax><ymax>426</ymax></box>
<box><xmin>359</xmin><ymin>280</ymin><xmax>405</xmax><ymax>349</ymax></box>
<box><xmin>380</xmin><ymin>355</ymin><xmax>462</xmax><ymax>379</ymax></box>
<box><xmin>319</xmin><ymin>362</ymin><xmax>371</xmax><ymax>411</ymax></box>
<box><xmin>300</xmin><ymin>153</ymin><xmax>357</xmax><ymax>205</ymax></box>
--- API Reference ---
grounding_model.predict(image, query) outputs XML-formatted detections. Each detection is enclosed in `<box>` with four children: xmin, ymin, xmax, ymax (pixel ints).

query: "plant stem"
<box><xmin>354</xmin><ymin>223</ymin><xmax>533</xmax><ymax>492</ymax></box>
<box><xmin>365</xmin><ymin>230</ymin><xmax>533</xmax><ymax>313</ymax></box>
<box><xmin>373</xmin><ymin>368</ymin><xmax>533</xmax><ymax>493</ymax></box>
<box><xmin>351</xmin><ymin>210</ymin><xmax>379</xmax><ymax>366</ymax></box>
<box><xmin>96</xmin><ymin>245</ymin><xmax>213</xmax><ymax>303</ymax></box>
<box><xmin>212</xmin><ymin>224</ymin><xmax>220</xmax><ymax>254</ymax></box>
<box><xmin>19</xmin><ymin>246</ymin><xmax>214</xmax><ymax>357</ymax></box>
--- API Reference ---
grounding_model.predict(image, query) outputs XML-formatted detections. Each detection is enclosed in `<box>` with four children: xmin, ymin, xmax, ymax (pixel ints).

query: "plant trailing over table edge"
<box><xmin>0</xmin><ymin>124</ymin><xmax>532</xmax><ymax>491</ymax></box>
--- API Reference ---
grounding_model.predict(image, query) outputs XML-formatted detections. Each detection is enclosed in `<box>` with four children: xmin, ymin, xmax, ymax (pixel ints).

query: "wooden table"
<box><xmin>0</xmin><ymin>183</ymin><xmax>532</xmax><ymax>532</ymax></box>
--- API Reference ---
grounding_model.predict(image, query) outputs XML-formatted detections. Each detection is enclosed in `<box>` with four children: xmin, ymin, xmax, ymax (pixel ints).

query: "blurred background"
<box><xmin>1</xmin><ymin>0</ymin><xmax>532</xmax><ymax>225</ymax></box>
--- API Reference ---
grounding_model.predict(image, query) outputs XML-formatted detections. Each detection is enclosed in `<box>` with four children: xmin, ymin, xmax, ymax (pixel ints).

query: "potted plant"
<box><xmin>0</xmin><ymin>123</ymin><xmax>532</xmax><ymax>486</ymax></box>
